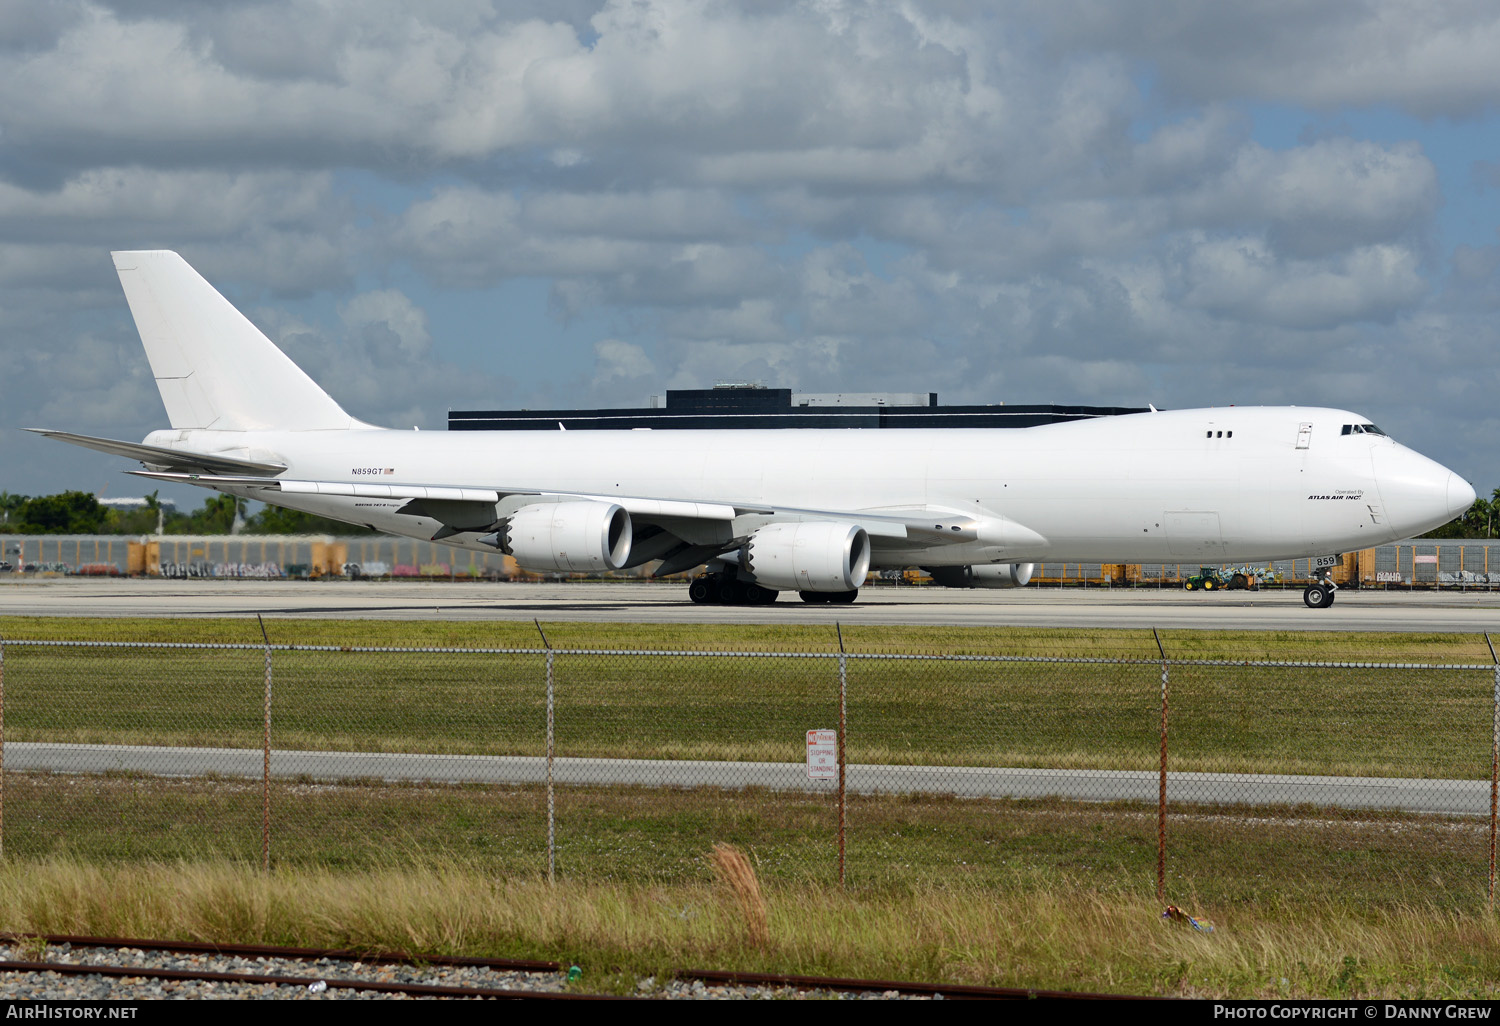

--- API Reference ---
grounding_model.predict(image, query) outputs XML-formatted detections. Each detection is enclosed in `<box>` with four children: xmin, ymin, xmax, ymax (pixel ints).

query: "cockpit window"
<box><xmin>1342</xmin><ymin>423</ymin><xmax>1388</xmax><ymax>436</ymax></box>
<box><xmin>1361</xmin><ymin>423</ymin><xmax>1386</xmax><ymax>436</ymax></box>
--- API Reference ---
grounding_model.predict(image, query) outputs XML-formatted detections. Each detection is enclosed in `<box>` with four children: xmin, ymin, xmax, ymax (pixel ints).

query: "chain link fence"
<box><xmin>1</xmin><ymin>634</ymin><xmax>1497</xmax><ymax>908</ymax></box>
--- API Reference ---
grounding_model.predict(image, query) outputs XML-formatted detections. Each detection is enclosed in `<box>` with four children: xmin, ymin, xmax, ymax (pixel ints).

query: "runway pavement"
<box><xmin>2</xmin><ymin>576</ymin><xmax>1499</xmax><ymax>631</ymax></box>
<box><xmin>8</xmin><ymin>742</ymin><xmax>1487</xmax><ymax>815</ymax></box>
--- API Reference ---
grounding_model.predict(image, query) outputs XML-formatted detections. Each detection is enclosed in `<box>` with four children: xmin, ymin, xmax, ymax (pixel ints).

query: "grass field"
<box><xmin>0</xmin><ymin>618</ymin><xmax>1491</xmax><ymax>777</ymax></box>
<box><xmin>4</xmin><ymin>614</ymin><xmax>1500</xmax><ymax>659</ymax></box>
<box><xmin>4</xmin><ymin>775</ymin><xmax>1484</xmax><ymax>907</ymax></box>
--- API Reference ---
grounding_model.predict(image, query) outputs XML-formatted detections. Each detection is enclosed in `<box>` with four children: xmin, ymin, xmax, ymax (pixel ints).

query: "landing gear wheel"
<box><xmin>718</xmin><ymin>579</ymin><xmax>746</xmax><ymax>605</ymax></box>
<box><xmin>1303</xmin><ymin>584</ymin><xmax>1335</xmax><ymax>609</ymax></box>
<box><xmin>688</xmin><ymin>578</ymin><xmax>717</xmax><ymax>604</ymax></box>
<box><xmin>745</xmin><ymin>584</ymin><xmax>778</xmax><ymax>604</ymax></box>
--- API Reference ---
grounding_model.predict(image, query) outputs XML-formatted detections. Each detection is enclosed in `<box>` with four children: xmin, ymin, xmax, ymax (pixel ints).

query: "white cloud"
<box><xmin>1035</xmin><ymin>0</ymin><xmax>1500</xmax><ymax>117</ymax></box>
<box><xmin>0</xmin><ymin>0</ymin><xmax>1130</xmax><ymax>200</ymax></box>
<box><xmin>395</xmin><ymin>184</ymin><xmax>784</xmax><ymax>307</ymax></box>
<box><xmin>0</xmin><ymin>169</ymin><xmax>355</xmax><ymax>301</ymax></box>
<box><xmin>266</xmin><ymin>290</ymin><xmax>511</xmax><ymax>428</ymax></box>
<box><xmin>1179</xmin><ymin>236</ymin><xmax>1426</xmax><ymax>329</ymax></box>
<box><xmin>0</xmin><ymin>168</ymin><xmax>337</xmax><ymax>238</ymax></box>
<box><xmin>340</xmin><ymin>290</ymin><xmax>432</xmax><ymax>357</ymax></box>
<box><xmin>589</xmin><ymin>338</ymin><xmax>656</xmax><ymax>400</ymax></box>
<box><xmin>1177</xmin><ymin>140</ymin><xmax>1439</xmax><ymax>257</ymax></box>
<box><xmin>663</xmin><ymin>299</ymin><xmax>786</xmax><ymax>344</ymax></box>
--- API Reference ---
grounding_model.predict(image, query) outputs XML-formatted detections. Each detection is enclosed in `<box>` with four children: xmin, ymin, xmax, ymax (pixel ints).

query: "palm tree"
<box><xmin>0</xmin><ymin>491</ymin><xmax>26</xmax><ymax>525</ymax></box>
<box><xmin>143</xmin><ymin>490</ymin><xmax>163</xmax><ymax>535</ymax></box>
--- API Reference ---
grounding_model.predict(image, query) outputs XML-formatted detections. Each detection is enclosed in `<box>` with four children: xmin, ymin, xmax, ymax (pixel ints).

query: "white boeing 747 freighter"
<box><xmin>32</xmin><ymin>251</ymin><xmax>1475</xmax><ymax>609</ymax></box>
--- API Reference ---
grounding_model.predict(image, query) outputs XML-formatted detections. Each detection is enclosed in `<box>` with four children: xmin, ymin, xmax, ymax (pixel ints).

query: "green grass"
<box><xmin>4</xmin><ymin>775</ymin><xmax>1488</xmax><ymax>911</ymax></box>
<box><xmin>3</xmin><ymin>614</ymin><xmax>1498</xmax><ymax>661</ymax></box>
<box><xmin>0</xmin><ymin>623</ymin><xmax>1490</xmax><ymax>777</ymax></box>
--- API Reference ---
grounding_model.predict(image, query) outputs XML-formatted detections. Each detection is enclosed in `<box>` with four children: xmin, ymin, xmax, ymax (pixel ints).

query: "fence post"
<box><xmin>536</xmin><ymin>620</ymin><xmax>555</xmax><ymax>885</ymax></box>
<box><xmin>258</xmin><ymin>615</ymin><xmax>272</xmax><ymax>873</ymax></box>
<box><xmin>836</xmin><ymin>623</ymin><xmax>848</xmax><ymax>890</ymax></box>
<box><xmin>1487</xmin><ymin>634</ymin><xmax>1498</xmax><ymax>912</ymax></box>
<box><xmin>1154</xmin><ymin>628</ymin><xmax>1168</xmax><ymax>903</ymax></box>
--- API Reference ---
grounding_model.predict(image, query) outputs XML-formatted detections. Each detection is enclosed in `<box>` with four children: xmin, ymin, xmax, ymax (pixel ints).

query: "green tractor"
<box><xmin>1184</xmin><ymin>566</ymin><xmax>1256</xmax><ymax>591</ymax></box>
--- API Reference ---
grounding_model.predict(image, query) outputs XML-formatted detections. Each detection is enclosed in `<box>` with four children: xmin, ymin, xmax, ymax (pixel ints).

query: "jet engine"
<box><xmin>927</xmin><ymin>563</ymin><xmax>1035</xmax><ymax>589</ymax></box>
<box><xmin>494</xmin><ymin>500</ymin><xmax>632</xmax><ymax>573</ymax></box>
<box><xmin>743</xmin><ymin>521</ymin><xmax>871</xmax><ymax>592</ymax></box>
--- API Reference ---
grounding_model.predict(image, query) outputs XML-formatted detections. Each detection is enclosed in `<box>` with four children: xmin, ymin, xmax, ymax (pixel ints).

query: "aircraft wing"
<box><xmin>126</xmin><ymin>470</ymin><xmax>996</xmax><ymax>550</ymax></box>
<box><xmin>27</xmin><ymin>429</ymin><xmax>287</xmax><ymax>476</ymax></box>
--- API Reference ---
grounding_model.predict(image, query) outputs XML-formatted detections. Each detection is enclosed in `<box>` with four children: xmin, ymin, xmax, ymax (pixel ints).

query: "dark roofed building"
<box><xmin>450</xmin><ymin>384</ymin><xmax>1149</xmax><ymax>431</ymax></box>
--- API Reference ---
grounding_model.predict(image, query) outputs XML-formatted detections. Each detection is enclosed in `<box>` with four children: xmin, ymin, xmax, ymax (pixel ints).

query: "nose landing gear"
<box><xmin>1303</xmin><ymin>573</ymin><xmax>1337</xmax><ymax>609</ymax></box>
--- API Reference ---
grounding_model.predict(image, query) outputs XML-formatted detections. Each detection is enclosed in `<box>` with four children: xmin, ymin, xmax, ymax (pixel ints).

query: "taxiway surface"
<box><xmin>2</xmin><ymin>577</ymin><xmax>1497</xmax><ymax>631</ymax></box>
<box><xmin>10</xmin><ymin>742</ymin><xmax>1484</xmax><ymax>815</ymax></box>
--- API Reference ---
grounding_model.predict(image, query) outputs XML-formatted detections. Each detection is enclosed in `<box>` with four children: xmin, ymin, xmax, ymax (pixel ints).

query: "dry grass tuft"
<box><xmin>709</xmin><ymin>844</ymin><xmax>768</xmax><ymax>947</ymax></box>
<box><xmin>7</xmin><ymin>860</ymin><xmax>1500</xmax><ymax>995</ymax></box>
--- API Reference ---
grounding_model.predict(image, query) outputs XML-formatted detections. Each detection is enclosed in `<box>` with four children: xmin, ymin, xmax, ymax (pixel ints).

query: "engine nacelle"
<box><xmin>743</xmin><ymin>521</ymin><xmax>871</xmax><ymax>592</ymax></box>
<box><xmin>927</xmin><ymin>563</ymin><xmax>1035</xmax><ymax>589</ymax></box>
<box><xmin>498</xmin><ymin>501</ymin><xmax>632</xmax><ymax>573</ymax></box>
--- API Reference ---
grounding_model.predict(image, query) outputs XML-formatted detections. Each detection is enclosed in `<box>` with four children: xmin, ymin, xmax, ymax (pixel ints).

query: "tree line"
<box><xmin>0</xmin><ymin>491</ymin><xmax>374</xmax><ymax>536</ymax></box>
<box><xmin>1418</xmin><ymin>489</ymin><xmax>1500</xmax><ymax>539</ymax></box>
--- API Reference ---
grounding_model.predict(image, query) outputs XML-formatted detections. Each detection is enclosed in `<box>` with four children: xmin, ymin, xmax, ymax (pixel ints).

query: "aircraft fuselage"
<box><xmin>161</xmin><ymin>403</ymin><xmax>1468</xmax><ymax>567</ymax></box>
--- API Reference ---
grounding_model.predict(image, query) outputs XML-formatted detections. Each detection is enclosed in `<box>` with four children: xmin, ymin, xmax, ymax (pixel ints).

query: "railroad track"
<box><xmin>0</xmin><ymin>932</ymin><xmax>1132</xmax><ymax>1000</ymax></box>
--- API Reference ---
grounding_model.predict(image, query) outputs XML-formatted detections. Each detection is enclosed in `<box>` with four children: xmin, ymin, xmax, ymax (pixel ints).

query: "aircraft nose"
<box><xmin>1374</xmin><ymin>445</ymin><xmax>1474</xmax><ymax>538</ymax></box>
<box><xmin>1449</xmin><ymin>474</ymin><xmax>1477</xmax><ymax>518</ymax></box>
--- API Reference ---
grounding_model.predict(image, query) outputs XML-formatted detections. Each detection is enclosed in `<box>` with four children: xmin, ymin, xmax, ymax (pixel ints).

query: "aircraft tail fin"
<box><xmin>111</xmin><ymin>250</ymin><xmax>355</xmax><ymax>432</ymax></box>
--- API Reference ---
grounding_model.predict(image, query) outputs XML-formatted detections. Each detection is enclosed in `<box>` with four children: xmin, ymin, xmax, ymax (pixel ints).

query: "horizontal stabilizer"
<box><xmin>29</xmin><ymin>429</ymin><xmax>286</xmax><ymax>476</ymax></box>
<box><xmin>129</xmin><ymin>470</ymin><xmax>505</xmax><ymax>505</ymax></box>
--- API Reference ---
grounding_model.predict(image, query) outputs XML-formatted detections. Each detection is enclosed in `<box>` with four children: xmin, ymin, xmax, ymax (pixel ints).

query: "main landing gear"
<box><xmin>688</xmin><ymin>572</ymin><xmax>779</xmax><ymax>605</ymax></box>
<box><xmin>686</xmin><ymin>572</ymin><xmax>861</xmax><ymax>605</ymax></box>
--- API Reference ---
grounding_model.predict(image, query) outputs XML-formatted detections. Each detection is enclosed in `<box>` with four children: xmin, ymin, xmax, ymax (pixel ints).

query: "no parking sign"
<box><xmin>806</xmin><ymin>729</ymin><xmax>838</xmax><ymax>780</ymax></box>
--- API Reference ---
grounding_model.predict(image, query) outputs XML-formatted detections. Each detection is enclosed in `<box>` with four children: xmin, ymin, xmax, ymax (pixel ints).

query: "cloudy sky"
<box><xmin>3</xmin><ymin>0</ymin><xmax>1499</xmax><ymax>506</ymax></box>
